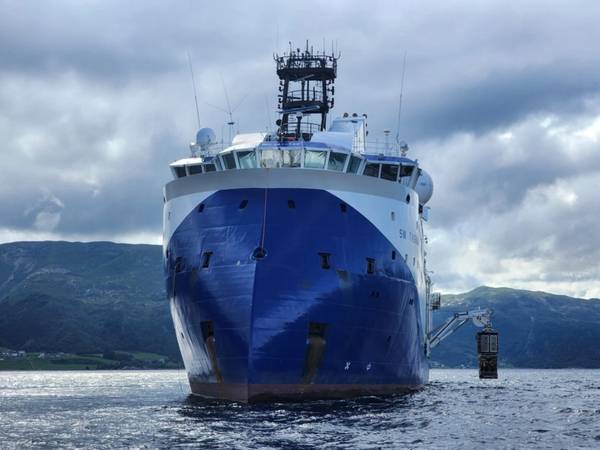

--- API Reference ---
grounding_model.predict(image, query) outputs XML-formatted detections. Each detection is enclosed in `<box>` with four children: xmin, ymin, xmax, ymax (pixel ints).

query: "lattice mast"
<box><xmin>274</xmin><ymin>41</ymin><xmax>338</xmax><ymax>140</ymax></box>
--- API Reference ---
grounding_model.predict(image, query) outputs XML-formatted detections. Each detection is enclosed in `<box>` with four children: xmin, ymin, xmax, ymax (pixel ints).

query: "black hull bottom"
<box><xmin>189</xmin><ymin>382</ymin><xmax>424</xmax><ymax>403</ymax></box>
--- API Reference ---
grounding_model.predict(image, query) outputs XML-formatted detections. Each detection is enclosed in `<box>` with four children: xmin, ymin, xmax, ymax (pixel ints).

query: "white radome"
<box><xmin>415</xmin><ymin>169</ymin><xmax>434</xmax><ymax>204</ymax></box>
<box><xmin>195</xmin><ymin>128</ymin><xmax>217</xmax><ymax>148</ymax></box>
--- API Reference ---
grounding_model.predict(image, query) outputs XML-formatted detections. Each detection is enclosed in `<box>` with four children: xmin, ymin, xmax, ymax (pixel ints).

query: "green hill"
<box><xmin>431</xmin><ymin>286</ymin><xmax>600</xmax><ymax>368</ymax></box>
<box><xmin>1</xmin><ymin>241</ymin><xmax>599</xmax><ymax>368</ymax></box>
<box><xmin>0</xmin><ymin>241</ymin><xmax>179</xmax><ymax>363</ymax></box>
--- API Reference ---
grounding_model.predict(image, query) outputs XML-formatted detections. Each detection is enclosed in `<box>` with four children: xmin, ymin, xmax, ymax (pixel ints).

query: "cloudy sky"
<box><xmin>2</xmin><ymin>0</ymin><xmax>599</xmax><ymax>298</ymax></box>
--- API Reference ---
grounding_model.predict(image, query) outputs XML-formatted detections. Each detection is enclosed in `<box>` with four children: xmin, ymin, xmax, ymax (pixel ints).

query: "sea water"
<box><xmin>0</xmin><ymin>369</ymin><xmax>598</xmax><ymax>448</ymax></box>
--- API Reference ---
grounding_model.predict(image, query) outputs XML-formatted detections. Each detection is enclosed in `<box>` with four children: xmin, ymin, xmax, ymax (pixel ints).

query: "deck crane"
<box><xmin>426</xmin><ymin>290</ymin><xmax>499</xmax><ymax>379</ymax></box>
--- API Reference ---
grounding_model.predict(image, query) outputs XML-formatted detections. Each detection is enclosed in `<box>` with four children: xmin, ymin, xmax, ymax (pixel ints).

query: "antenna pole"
<box><xmin>187</xmin><ymin>51</ymin><xmax>202</xmax><ymax>130</ymax></box>
<box><xmin>220</xmin><ymin>73</ymin><xmax>235</xmax><ymax>144</ymax></box>
<box><xmin>395</xmin><ymin>51</ymin><xmax>407</xmax><ymax>143</ymax></box>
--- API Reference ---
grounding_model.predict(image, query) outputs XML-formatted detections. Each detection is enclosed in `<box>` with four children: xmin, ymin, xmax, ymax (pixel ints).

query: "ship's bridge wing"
<box><xmin>169</xmin><ymin>156</ymin><xmax>219</xmax><ymax>178</ymax></box>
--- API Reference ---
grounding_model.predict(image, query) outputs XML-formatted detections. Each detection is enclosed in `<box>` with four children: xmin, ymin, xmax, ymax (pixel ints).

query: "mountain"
<box><xmin>1</xmin><ymin>241</ymin><xmax>599</xmax><ymax>368</ymax></box>
<box><xmin>431</xmin><ymin>286</ymin><xmax>600</xmax><ymax>368</ymax></box>
<box><xmin>0</xmin><ymin>241</ymin><xmax>180</xmax><ymax>361</ymax></box>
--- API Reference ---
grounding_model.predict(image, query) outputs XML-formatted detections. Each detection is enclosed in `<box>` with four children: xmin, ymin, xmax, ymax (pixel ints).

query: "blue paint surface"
<box><xmin>166</xmin><ymin>188</ymin><xmax>428</xmax><ymax>394</ymax></box>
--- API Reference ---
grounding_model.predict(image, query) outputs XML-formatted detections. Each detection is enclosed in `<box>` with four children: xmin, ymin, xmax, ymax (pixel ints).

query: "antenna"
<box><xmin>205</xmin><ymin>74</ymin><xmax>247</xmax><ymax>144</ymax></box>
<box><xmin>186</xmin><ymin>51</ymin><xmax>201</xmax><ymax>130</ymax></box>
<box><xmin>264</xmin><ymin>94</ymin><xmax>272</xmax><ymax>132</ymax></box>
<box><xmin>395</xmin><ymin>51</ymin><xmax>407</xmax><ymax>144</ymax></box>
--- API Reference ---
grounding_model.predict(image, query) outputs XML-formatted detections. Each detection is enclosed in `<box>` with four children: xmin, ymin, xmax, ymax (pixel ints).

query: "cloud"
<box><xmin>422</xmin><ymin>112</ymin><xmax>600</xmax><ymax>298</ymax></box>
<box><xmin>1</xmin><ymin>0</ymin><xmax>599</xmax><ymax>297</ymax></box>
<box><xmin>25</xmin><ymin>190</ymin><xmax>65</xmax><ymax>232</ymax></box>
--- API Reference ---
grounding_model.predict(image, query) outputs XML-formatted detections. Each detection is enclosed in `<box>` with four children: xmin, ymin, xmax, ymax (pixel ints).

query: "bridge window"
<box><xmin>188</xmin><ymin>165</ymin><xmax>203</xmax><ymax>175</ymax></box>
<box><xmin>304</xmin><ymin>150</ymin><xmax>327</xmax><ymax>169</ymax></box>
<box><xmin>347</xmin><ymin>155</ymin><xmax>362</xmax><ymax>173</ymax></box>
<box><xmin>237</xmin><ymin>150</ymin><xmax>257</xmax><ymax>169</ymax></box>
<box><xmin>363</xmin><ymin>163</ymin><xmax>380</xmax><ymax>178</ymax></box>
<box><xmin>260</xmin><ymin>149</ymin><xmax>282</xmax><ymax>168</ymax></box>
<box><xmin>203</xmin><ymin>163</ymin><xmax>216</xmax><ymax>172</ymax></box>
<box><xmin>399</xmin><ymin>165</ymin><xmax>414</xmax><ymax>178</ymax></box>
<box><xmin>221</xmin><ymin>153</ymin><xmax>236</xmax><ymax>170</ymax></box>
<box><xmin>282</xmin><ymin>149</ymin><xmax>302</xmax><ymax>167</ymax></box>
<box><xmin>174</xmin><ymin>166</ymin><xmax>186</xmax><ymax>178</ymax></box>
<box><xmin>381</xmin><ymin>164</ymin><xmax>399</xmax><ymax>181</ymax></box>
<box><xmin>328</xmin><ymin>152</ymin><xmax>347</xmax><ymax>171</ymax></box>
<box><xmin>318</xmin><ymin>252</ymin><xmax>331</xmax><ymax>269</ymax></box>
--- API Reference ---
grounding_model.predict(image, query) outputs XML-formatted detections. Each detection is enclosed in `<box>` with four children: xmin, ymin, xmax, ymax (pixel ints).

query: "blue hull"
<box><xmin>166</xmin><ymin>188</ymin><xmax>428</xmax><ymax>401</ymax></box>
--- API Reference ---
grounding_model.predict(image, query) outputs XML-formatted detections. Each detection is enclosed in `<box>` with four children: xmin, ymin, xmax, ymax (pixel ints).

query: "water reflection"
<box><xmin>0</xmin><ymin>370</ymin><xmax>598</xmax><ymax>449</ymax></box>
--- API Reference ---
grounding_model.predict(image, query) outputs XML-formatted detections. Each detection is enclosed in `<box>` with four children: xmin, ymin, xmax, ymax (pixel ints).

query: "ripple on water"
<box><xmin>0</xmin><ymin>369</ymin><xmax>599</xmax><ymax>449</ymax></box>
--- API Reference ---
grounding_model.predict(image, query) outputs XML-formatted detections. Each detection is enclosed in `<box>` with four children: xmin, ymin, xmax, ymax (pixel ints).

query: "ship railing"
<box><xmin>189</xmin><ymin>142</ymin><xmax>227</xmax><ymax>157</ymax></box>
<box><xmin>275</xmin><ymin>55</ymin><xmax>337</xmax><ymax>72</ymax></box>
<box><xmin>274</xmin><ymin>121</ymin><xmax>322</xmax><ymax>141</ymax></box>
<box><xmin>362</xmin><ymin>139</ymin><xmax>404</xmax><ymax>156</ymax></box>
<box><xmin>283</xmin><ymin>90</ymin><xmax>324</xmax><ymax>103</ymax></box>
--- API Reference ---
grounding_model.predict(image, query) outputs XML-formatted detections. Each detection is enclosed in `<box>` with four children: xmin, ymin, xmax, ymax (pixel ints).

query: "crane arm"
<box><xmin>428</xmin><ymin>308</ymin><xmax>492</xmax><ymax>349</ymax></box>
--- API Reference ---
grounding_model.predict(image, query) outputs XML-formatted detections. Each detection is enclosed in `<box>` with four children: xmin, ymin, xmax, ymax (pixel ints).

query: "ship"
<box><xmin>163</xmin><ymin>44</ymin><xmax>439</xmax><ymax>402</ymax></box>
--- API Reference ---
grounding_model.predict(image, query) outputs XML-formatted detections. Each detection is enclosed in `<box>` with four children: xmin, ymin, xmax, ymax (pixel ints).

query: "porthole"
<box><xmin>239</xmin><ymin>199</ymin><xmax>248</xmax><ymax>209</ymax></box>
<box><xmin>318</xmin><ymin>252</ymin><xmax>331</xmax><ymax>269</ymax></box>
<box><xmin>175</xmin><ymin>257</ymin><xmax>184</xmax><ymax>273</ymax></box>
<box><xmin>340</xmin><ymin>203</ymin><xmax>347</xmax><ymax>213</ymax></box>
<box><xmin>406</xmin><ymin>195</ymin><xmax>411</xmax><ymax>204</ymax></box>
<box><xmin>366</xmin><ymin>257</ymin><xmax>375</xmax><ymax>274</ymax></box>
<box><xmin>288</xmin><ymin>200</ymin><xmax>296</xmax><ymax>209</ymax></box>
<box><xmin>252</xmin><ymin>247</ymin><xmax>267</xmax><ymax>260</ymax></box>
<box><xmin>198</xmin><ymin>203</ymin><xmax>205</xmax><ymax>213</ymax></box>
<box><xmin>201</xmin><ymin>251</ymin><xmax>213</xmax><ymax>269</ymax></box>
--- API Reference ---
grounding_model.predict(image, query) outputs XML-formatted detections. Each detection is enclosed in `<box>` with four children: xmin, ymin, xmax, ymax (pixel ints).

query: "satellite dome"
<box><xmin>195</xmin><ymin>128</ymin><xmax>217</xmax><ymax>148</ymax></box>
<box><xmin>415</xmin><ymin>169</ymin><xmax>434</xmax><ymax>204</ymax></box>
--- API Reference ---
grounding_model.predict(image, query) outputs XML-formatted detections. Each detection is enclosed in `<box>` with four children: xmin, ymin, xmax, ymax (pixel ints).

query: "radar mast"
<box><xmin>274</xmin><ymin>41</ymin><xmax>338</xmax><ymax>140</ymax></box>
